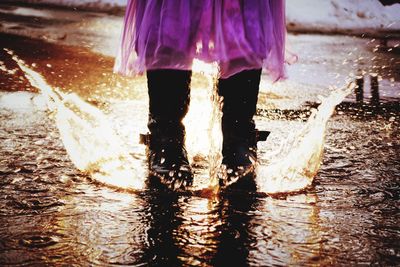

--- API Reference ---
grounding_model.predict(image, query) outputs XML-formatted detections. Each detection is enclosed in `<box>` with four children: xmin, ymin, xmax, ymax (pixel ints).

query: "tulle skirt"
<box><xmin>114</xmin><ymin>0</ymin><xmax>287</xmax><ymax>80</ymax></box>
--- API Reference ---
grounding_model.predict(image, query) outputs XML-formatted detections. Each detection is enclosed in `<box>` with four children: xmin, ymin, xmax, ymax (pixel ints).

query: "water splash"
<box><xmin>257</xmin><ymin>86</ymin><xmax>353</xmax><ymax>194</ymax></box>
<box><xmin>13</xmin><ymin>54</ymin><xmax>145</xmax><ymax>190</ymax></box>
<box><xmin>6</xmin><ymin>51</ymin><xmax>352</xmax><ymax>195</ymax></box>
<box><xmin>186</xmin><ymin>59</ymin><xmax>354</xmax><ymax>194</ymax></box>
<box><xmin>184</xmin><ymin>59</ymin><xmax>222</xmax><ymax>192</ymax></box>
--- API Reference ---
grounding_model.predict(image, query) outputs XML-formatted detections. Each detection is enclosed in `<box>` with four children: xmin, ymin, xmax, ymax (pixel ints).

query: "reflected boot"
<box><xmin>217</xmin><ymin>69</ymin><xmax>269</xmax><ymax>188</ymax></box>
<box><xmin>140</xmin><ymin>69</ymin><xmax>193</xmax><ymax>189</ymax></box>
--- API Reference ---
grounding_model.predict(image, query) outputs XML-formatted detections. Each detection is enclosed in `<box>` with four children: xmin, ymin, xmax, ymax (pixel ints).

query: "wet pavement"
<box><xmin>1</xmin><ymin>3</ymin><xmax>400</xmax><ymax>266</ymax></box>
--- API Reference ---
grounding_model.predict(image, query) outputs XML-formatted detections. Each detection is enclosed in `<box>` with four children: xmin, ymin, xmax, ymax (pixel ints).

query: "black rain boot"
<box><xmin>141</xmin><ymin>69</ymin><xmax>193</xmax><ymax>189</ymax></box>
<box><xmin>217</xmin><ymin>69</ymin><xmax>269</xmax><ymax>189</ymax></box>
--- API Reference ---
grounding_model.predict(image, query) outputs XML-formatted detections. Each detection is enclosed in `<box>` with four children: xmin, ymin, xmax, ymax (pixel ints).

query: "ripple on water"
<box><xmin>12</xmin><ymin>197</ymin><xmax>64</xmax><ymax>211</ymax></box>
<box><xmin>19</xmin><ymin>235</ymin><xmax>61</xmax><ymax>248</ymax></box>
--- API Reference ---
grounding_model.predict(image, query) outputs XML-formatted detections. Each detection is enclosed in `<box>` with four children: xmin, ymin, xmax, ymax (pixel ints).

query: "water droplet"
<box><xmin>174</xmin><ymin>179</ymin><xmax>183</xmax><ymax>189</ymax></box>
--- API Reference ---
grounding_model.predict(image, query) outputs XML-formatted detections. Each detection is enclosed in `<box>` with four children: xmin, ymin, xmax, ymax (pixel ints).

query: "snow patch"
<box><xmin>286</xmin><ymin>0</ymin><xmax>400</xmax><ymax>33</ymax></box>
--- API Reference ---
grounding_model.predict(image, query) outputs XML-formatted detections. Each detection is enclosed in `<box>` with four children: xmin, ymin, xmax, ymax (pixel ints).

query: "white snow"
<box><xmin>286</xmin><ymin>0</ymin><xmax>400</xmax><ymax>33</ymax></box>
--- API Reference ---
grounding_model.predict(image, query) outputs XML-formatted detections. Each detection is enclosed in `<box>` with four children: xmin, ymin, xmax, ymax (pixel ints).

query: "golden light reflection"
<box><xmin>178</xmin><ymin>196</ymin><xmax>221</xmax><ymax>265</ymax></box>
<box><xmin>255</xmin><ymin>193</ymin><xmax>327</xmax><ymax>265</ymax></box>
<box><xmin>57</xmin><ymin>187</ymin><xmax>144</xmax><ymax>264</ymax></box>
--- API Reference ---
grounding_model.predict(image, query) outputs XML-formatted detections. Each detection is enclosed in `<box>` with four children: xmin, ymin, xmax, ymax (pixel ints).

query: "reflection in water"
<box><xmin>257</xmin><ymin>194</ymin><xmax>324</xmax><ymax>266</ymax></box>
<box><xmin>140</xmin><ymin>191</ymin><xmax>184</xmax><ymax>266</ymax></box>
<box><xmin>43</xmin><ymin>181</ymin><xmax>324</xmax><ymax>266</ymax></box>
<box><xmin>55</xmin><ymin>186</ymin><xmax>147</xmax><ymax>265</ymax></box>
<box><xmin>212</xmin><ymin>193</ymin><xmax>258</xmax><ymax>266</ymax></box>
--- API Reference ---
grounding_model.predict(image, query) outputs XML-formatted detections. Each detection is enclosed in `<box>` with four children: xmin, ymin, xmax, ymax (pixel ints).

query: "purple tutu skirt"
<box><xmin>114</xmin><ymin>0</ymin><xmax>287</xmax><ymax>80</ymax></box>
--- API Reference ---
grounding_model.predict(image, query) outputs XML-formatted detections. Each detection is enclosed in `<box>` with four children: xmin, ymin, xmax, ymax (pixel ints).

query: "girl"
<box><xmin>114</xmin><ymin>0</ymin><xmax>287</xmax><ymax>188</ymax></box>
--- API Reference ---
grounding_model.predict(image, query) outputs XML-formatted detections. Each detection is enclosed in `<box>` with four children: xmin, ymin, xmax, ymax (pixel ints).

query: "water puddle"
<box><xmin>0</xmin><ymin>47</ymin><xmax>398</xmax><ymax>266</ymax></box>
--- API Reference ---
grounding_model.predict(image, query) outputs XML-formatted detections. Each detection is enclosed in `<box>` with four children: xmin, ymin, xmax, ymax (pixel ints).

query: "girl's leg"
<box><xmin>145</xmin><ymin>69</ymin><xmax>193</xmax><ymax>188</ymax></box>
<box><xmin>217</xmin><ymin>69</ymin><xmax>263</xmax><ymax>185</ymax></box>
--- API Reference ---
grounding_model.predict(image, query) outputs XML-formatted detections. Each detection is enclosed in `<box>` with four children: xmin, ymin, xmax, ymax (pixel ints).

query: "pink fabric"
<box><xmin>114</xmin><ymin>0</ymin><xmax>287</xmax><ymax>81</ymax></box>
